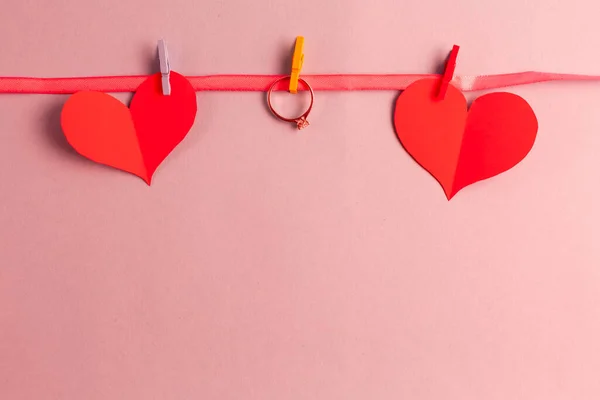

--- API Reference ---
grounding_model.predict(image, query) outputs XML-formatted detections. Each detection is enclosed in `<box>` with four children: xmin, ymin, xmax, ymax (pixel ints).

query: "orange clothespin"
<box><xmin>437</xmin><ymin>44</ymin><xmax>459</xmax><ymax>100</ymax></box>
<box><xmin>289</xmin><ymin>36</ymin><xmax>305</xmax><ymax>94</ymax></box>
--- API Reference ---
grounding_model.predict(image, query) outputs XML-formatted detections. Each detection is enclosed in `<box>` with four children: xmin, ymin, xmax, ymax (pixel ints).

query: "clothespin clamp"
<box><xmin>437</xmin><ymin>44</ymin><xmax>459</xmax><ymax>100</ymax></box>
<box><xmin>267</xmin><ymin>36</ymin><xmax>314</xmax><ymax>129</ymax></box>
<box><xmin>289</xmin><ymin>36</ymin><xmax>305</xmax><ymax>94</ymax></box>
<box><xmin>158</xmin><ymin>39</ymin><xmax>171</xmax><ymax>95</ymax></box>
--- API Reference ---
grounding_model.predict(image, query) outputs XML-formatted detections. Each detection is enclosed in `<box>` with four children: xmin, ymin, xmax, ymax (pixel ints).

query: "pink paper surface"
<box><xmin>1</xmin><ymin>1</ymin><xmax>600</xmax><ymax>399</ymax></box>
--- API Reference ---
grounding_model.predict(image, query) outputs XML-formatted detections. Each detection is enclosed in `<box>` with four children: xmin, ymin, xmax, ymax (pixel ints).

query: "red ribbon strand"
<box><xmin>1</xmin><ymin>72</ymin><xmax>600</xmax><ymax>94</ymax></box>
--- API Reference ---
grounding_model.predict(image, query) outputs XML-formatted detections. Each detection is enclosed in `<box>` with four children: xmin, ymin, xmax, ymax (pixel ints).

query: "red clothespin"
<box><xmin>437</xmin><ymin>45</ymin><xmax>459</xmax><ymax>100</ymax></box>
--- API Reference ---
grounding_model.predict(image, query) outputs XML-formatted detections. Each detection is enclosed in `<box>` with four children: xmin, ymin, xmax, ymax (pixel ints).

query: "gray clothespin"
<box><xmin>158</xmin><ymin>39</ymin><xmax>171</xmax><ymax>95</ymax></box>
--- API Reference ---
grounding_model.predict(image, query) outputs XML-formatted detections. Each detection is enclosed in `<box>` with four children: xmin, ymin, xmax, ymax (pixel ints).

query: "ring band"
<box><xmin>267</xmin><ymin>76</ymin><xmax>314</xmax><ymax>130</ymax></box>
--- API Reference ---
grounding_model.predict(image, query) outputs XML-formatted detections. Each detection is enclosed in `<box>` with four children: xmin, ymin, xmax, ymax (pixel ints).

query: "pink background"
<box><xmin>2</xmin><ymin>0</ymin><xmax>600</xmax><ymax>399</ymax></box>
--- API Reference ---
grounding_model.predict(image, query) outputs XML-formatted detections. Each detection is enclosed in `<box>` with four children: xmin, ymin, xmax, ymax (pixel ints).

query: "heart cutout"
<box><xmin>394</xmin><ymin>78</ymin><xmax>538</xmax><ymax>199</ymax></box>
<box><xmin>61</xmin><ymin>72</ymin><xmax>197</xmax><ymax>184</ymax></box>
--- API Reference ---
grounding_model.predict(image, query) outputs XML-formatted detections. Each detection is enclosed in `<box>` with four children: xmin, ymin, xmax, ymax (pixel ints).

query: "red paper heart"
<box><xmin>394</xmin><ymin>78</ymin><xmax>538</xmax><ymax>199</ymax></box>
<box><xmin>61</xmin><ymin>72</ymin><xmax>197</xmax><ymax>184</ymax></box>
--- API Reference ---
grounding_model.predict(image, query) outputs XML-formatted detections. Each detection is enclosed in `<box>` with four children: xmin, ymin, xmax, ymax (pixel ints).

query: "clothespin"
<box><xmin>437</xmin><ymin>45</ymin><xmax>459</xmax><ymax>100</ymax></box>
<box><xmin>158</xmin><ymin>39</ymin><xmax>171</xmax><ymax>95</ymax></box>
<box><xmin>289</xmin><ymin>36</ymin><xmax>305</xmax><ymax>94</ymax></box>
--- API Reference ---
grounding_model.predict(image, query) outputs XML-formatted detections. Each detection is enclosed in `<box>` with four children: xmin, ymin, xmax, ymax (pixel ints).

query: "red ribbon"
<box><xmin>1</xmin><ymin>72</ymin><xmax>600</xmax><ymax>94</ymax></box>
